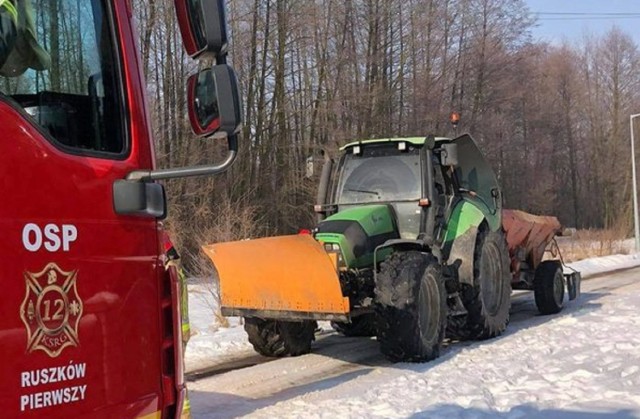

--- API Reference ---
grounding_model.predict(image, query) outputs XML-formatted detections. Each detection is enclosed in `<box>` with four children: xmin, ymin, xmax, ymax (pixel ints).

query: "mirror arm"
<box><xmin>216</xmin><ymin>53</ymin><xmax>227</xmax><ymax>65</ymax></box>
<box><xmin>126</xmin><ymin>135</ymin><xmax>238</xmax><ymax>182</ymax></box>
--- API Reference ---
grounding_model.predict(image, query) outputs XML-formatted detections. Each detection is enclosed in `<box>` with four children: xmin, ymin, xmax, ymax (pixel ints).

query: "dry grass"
<box><xmin>171</xmin><ymin>193</ymin><xmax>263</xmax><ymax>329</ymax></box>
<box><xmin>556</xmin><ymin>227</ymin><xmax>632</xmax><ymax>263</ymax></box>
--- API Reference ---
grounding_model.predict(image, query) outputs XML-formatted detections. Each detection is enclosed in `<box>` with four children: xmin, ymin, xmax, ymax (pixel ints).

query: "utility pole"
<box><xmin>630</xmin><ymin>114</ymin><xmax>640</xmax><ymax>252</ymax></box>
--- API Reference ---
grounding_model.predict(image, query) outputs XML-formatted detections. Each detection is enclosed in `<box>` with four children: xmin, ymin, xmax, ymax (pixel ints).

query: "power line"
<box><xmin>533</xmin><ymin>11</ymin><xmax>640</xmax><ymax>21</ymax></box>
<box><xmin>537</xmin><ymin>16</ymin><xmax>640</xmax><ymax>21</ymax></box>
<box><xmin>535</xmin><ymin>12</ymin><xmax>640</xmax><ymax>16</ymax></box>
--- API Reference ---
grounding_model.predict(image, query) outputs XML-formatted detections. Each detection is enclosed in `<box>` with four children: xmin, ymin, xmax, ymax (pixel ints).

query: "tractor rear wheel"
<box><xmin>331</xmin><ymin>314</ymin><xmax>376</xmax><ymax>337</ymax></box>
<box><xmin>374</xmin><ymin>251</ymin><xmax>447</xmax><ymax>362</ymax></box>
<box><xmin>534</xmin><ymin>260</ymin><xmax>565</xmax><ymax>314</ymax></box>
<box><xmin>244</xmin><ymin>318</ymin><xmax>317</xmax><ymax>357</ymax></box>
<box><xmin>460</xmin><ymin>229</ymin><xmax>511</xmax><ymax>340</ymax></box>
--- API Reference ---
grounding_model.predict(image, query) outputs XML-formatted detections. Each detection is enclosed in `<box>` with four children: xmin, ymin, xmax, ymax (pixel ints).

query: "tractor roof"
<box><xmin>340</xmin><ymin>136</ymin><xmax>450</xmax><ymax>151</ymax></box>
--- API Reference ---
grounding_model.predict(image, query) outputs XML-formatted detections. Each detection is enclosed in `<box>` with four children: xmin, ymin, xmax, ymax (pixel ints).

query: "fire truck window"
<box><xmin>0</xmin><ymin>0</ymin><xmax>125</xmax><ymax>156</ymax></box>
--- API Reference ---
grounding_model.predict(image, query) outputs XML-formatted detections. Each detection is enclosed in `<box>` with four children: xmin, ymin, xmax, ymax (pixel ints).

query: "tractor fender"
<box><xmin>443</xmin><ymin>200</ymin><xmax>489</xmax><ymax>286</ymax></box>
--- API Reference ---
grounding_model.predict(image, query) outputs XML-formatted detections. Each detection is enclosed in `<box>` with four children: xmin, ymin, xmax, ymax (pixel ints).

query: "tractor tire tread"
<box><xmin>534</xmin><ymin>260</ymin><xmax>564</xmax><ymax>315</ymax></box>
<box><xmin>459</xmin><ymin>229</ymin><xmax>512</xmax><ymax>340</ymax></box>
<box><xmin>244</xmin><ymin>318</ymin><xmax>316</xmax><ymax>357</ymax></box>
<box><xmin>375</xmin><ymin>251</ymin><xmax>447</xmax><ymax>362</ymax></box>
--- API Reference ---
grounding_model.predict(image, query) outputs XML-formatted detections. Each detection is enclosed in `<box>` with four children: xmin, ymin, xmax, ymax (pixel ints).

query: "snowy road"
<box><xmin>189</xmin><ymin>267</ymin><xmax>640</xmax><ymax>419</ymax></box>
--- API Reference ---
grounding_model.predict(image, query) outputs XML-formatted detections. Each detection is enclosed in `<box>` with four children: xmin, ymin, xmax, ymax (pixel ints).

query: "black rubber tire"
<box><xmin>243</xmin><ymin>318</ymin><xmax>317</xmax><ymax>357</ymax></box>
<box><xmin>374</xmin><ymin>251</ymin><xmax>447</xmax><ymax>362</ymax></box>
<box><xmin>459</xmin><ymin>229</ymin><xmax>512</xmax><ymax>340</ymax></box>
<box><xmin>331</xmin><ymin>314</ymin><xmax>376</xmax><ymax>337</ymax></box>
<box><xmin>534</xmin><ymin>260</ymin><xmax>565</xmax><ymax>315</ymax></box>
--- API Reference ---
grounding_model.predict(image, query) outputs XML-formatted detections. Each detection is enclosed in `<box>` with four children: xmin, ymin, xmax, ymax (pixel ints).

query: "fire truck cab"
<box><xmin>0</xmin><ymin>0</ymin><xmax>240</xmax><ymax>417</ymax></box>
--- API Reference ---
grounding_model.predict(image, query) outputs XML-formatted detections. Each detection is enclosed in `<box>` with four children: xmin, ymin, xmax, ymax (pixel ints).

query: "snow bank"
<box><xmin>566</xmin><ymin>253</ymin><xmax>640</xmax><ymax>278</ymax></box>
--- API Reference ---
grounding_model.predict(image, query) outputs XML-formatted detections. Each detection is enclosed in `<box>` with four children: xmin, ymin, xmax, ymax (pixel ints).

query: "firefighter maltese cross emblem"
<box><xmin>20</xmin><ymin>263</ymin><xmax>83</xmax><ymax>358</ymax></box>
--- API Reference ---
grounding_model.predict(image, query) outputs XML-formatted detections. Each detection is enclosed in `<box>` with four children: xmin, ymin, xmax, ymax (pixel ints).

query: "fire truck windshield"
<box><xmin>0</xmin><ymin>0</ymin><xmax>126</xmax><ymax>156</ymax></box>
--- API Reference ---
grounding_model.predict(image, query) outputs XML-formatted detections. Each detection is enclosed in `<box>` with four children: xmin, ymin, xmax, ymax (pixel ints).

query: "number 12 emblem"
<box><xmin>20</xmin><ymin>263</ymin><xmax>83</xmax><ymax>358</ymax></box>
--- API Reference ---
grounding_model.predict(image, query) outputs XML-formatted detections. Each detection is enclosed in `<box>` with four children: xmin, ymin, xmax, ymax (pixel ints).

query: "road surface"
<box><xmin>189</xmin><ymin>267</ymin><xmax>640</xmax><ymax>419</ymax></box>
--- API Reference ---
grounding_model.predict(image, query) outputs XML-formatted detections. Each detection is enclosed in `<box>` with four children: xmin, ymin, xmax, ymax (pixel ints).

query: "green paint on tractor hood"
<box><xmin>315</xmin><ymin>205</ymin><xmax>399</xmax><ymax>269</ymax></box>
<box><xmin>323</xmin><ymin>205</ymin><xmax>396</xmax><ymax>236</ymax></box>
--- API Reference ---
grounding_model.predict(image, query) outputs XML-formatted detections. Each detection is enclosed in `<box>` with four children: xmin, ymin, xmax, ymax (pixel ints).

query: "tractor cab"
<box><xmin>316</xmin><ymin>135</ymin><xmax>502</xmax><ymax>262</ymax></box>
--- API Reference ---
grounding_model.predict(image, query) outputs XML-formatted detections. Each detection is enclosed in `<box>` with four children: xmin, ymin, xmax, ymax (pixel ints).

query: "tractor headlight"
<box><xmin>323</xmin><ymin>243</ymin><xmax>346</xmax><ymax>269</ymax></box>
<box><xmin>323</xmin><ymin>243</ymin><xmax>340</xmax><ymax>252</ymax></box>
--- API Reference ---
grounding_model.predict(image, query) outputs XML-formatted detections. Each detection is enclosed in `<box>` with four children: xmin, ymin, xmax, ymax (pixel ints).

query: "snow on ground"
<box><xmin>186</xmin><ymin>253</ymin><xmax>640</xmax><ymax>372</ymax></box>
<box><xmin>567</xmin><ymin>253</ymin><xmax>640</xmax><ymax>278</ymax></box>
<box><xmin>186</xmin><ymin>253</ymin><xmax>640</xmax><ymax>418</ymax></box>
<box><xmin>185</xmin><ymin>284</ymin><xmax>253</xmax><ymax>373</ymax></box>
<box><xmin>229</xmin><ymin>273</ymin><xmax>640</xmax><ymax>419</ymax></box>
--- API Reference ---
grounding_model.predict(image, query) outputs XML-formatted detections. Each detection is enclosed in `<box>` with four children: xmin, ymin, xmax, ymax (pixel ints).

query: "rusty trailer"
<box><xmin>502</xmin><ymin>209</ymin><xmax>581</xmax><ymax>313</ymax></box>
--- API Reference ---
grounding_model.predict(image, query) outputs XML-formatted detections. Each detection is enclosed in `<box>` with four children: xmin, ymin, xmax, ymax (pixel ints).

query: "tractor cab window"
<box><xmin>0</xmin><ymin>0</ymin><xmax>125</xmax><ymax>157</ymax></box>
<box><xmin>335</xmin><ymin>144</ymin><xmax>423</xmax><ymax>239</ymax></box>
<box><xmin>337</xmin><ymin>145</ymin><xmax>421</xmax><ymax>204</ymax></box>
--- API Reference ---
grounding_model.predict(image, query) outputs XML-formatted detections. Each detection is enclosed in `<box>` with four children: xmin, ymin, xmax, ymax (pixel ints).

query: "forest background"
<box><xmin>133</xmin><ymin>0</ymin><xmax>640</xmax><ymax>264</ymax></box>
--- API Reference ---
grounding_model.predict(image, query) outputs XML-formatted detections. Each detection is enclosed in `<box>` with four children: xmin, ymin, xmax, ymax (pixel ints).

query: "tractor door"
<box><xmin>452</xmin><ymin>134</ymin><xmax>502</xmax><ymax>217</ymax></box>
<box><xmin>0</xmin><ymin>1</ymin><xmax>164</xmax><ymax>417</ymax></box>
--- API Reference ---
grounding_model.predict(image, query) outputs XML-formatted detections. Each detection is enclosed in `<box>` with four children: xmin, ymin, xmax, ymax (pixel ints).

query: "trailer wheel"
<box><xmin>331</xmin><ymin>314</ymin><xmax>376</xmax><ymax>337</ymax></box>
<box><xmin>374</xmin><ymin>251</ymin><xmax>447</xmax><ymax>362</ymax></box>
<box><xmin>461</xmin><ymin>229</ymin><xmax>512</xmax><ymax>340</ymax></box>
<box><xmin>244</xmin><ymin>318</ymin><xmax>317</xmax><ymax>357</ymax></box>
<box><xmin>534</xmin><ymin>260</ymin><xmax>564</xmax><ymax>315</ymax></box>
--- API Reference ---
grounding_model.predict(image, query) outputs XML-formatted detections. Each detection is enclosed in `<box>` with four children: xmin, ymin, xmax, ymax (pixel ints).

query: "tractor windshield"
<box><xmin>335</xmin><ymin>143</ymin><xmax>423</xmax><ymax>239</ymax></box>
<box><xmin>0</xmin><ymin>0</ymin><xmax>125</xmax><ymax>156</ymax></box>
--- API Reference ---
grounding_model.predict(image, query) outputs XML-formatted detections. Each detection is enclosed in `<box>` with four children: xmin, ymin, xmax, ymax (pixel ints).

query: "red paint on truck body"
<box><xmin>0</xmin><ymin>1</ymin><xmax>182</xmax><ymax>417</ymax></box>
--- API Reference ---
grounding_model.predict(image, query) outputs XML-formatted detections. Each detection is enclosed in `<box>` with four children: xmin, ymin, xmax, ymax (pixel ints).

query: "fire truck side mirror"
<box><xmin>187</xmin><ymin>64</ymin><xmax>242</xmax><ymax>138</ymax></box>
<box><xmin>113</xmin><ymin>181</ymin><xmax>167</xmax><ymax>219</ymax></box>
<box><xmin>175</xmin><ymin>0</ymin><xmax>228</xmax><ymax>58</ymax></box>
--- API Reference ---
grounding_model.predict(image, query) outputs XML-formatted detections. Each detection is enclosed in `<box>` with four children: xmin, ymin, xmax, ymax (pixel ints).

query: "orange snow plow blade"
<box><xmin>202</xmin><ymin>234</ymin><xmax>350</xmax><ymax>321</ymax></box>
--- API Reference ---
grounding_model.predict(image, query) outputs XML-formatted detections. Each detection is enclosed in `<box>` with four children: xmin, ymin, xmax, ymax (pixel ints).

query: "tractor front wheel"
<box><xmin>244</xmin><ymin>318</ymin><xmax>317</xmax><ymax>357</ymax></box>
<box><xmin>460</xmin><ymin>229</ymin><xmax>512</xmax><ymax>340</ymax></box>
<box><xmin>374</xmin><ymin>251</ymin><xmax>447</xmax><ymax>362</ymax></box>
<box><xmin>534</xmin><ymin>260</ymin><xmax>565</xmax><ymax>315</ymax></box>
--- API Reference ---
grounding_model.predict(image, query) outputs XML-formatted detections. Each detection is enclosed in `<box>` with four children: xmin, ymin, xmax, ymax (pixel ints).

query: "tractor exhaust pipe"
<box><xmin>315</xmin><ymin>158</ymin><xmax>333</xmax><ymax>222</ymax></box>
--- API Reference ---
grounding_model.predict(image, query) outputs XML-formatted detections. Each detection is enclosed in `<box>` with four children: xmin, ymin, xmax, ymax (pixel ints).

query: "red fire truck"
<box><xmin>0</xmin><ymin>0</ymin><xmax>241</xmax><ymax>417</ymax></box>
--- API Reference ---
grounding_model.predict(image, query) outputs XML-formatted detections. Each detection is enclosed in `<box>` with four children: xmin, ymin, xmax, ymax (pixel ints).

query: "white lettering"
<box><xmin>19</xmin><ymin>385</ymin><xmax>88</xmax><ymax>411</ymax></box>
<box><xmin>57</xmin><ymin>366</ymin><xmax>66</xmax><ymax>382</ymax></box>
<box><xmin>22</xmin><ymin>223</ymin><xmax>41</xmax><ymax>252</ymax></box>
<box><xmin>66</xmin><ymin>364</ymin><xmax>75</xmax><ymax>380</ymax></box>
<box><xmin>43</xmin><ymin>224</ymin><xmax>61</xmax><ymax>252</ymax></box>
<box><xmin>19</xmin><ymin>362</ymin><xmax>89</xmax><ymax>410</ymax></box>
<box><xmin>62</xmin><ymin>225</ymin><xmax>77</xmax><ymax>251</ymax></box>
<box><xmin>74</xmin><ymin>363</ymin><xmax>86</xmax><ymax>379</ymax></box>
<box><xmin>33</xmin><ymin>392</ymin><xmax>43</xmax><ymax>409</ymax></box>
<box><xmin>78</xmin><ymin>385</ymin><xmax>87</xmax><ymax>400</ymax></box>
<box><xmin>21</xmin><ymin>223</ymin><xmax>78</xmax><ymax>252</ymax></box>
<box><xmin>20</xmin><ymin>362</ymin><xmax>86</xmax><ymax>388</ymax></box>
<box><xmin>20</xmin><ymin>395</ymin><xmax>28</xmax><ymax>412</ymax></box>
<box><xmin>21</xmin><ymin>371</ymin><xmax>31</xmax><ymax>388</ymax></box>
<box><xmin>42</xmin><ymin>391</ymin><xmax>51</xmax><ymax>407</ymax></box>
<box><xmin>51</xmin><ymin>388</ymin><xmax>63</xmax><ymax>405</ymax></box>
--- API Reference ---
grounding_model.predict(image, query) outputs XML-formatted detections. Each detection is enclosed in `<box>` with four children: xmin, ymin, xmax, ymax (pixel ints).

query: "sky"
<box><xmin>525</xmin><ymin>0</ymin><xmax>640</xmax><ymax>45</ymax></box>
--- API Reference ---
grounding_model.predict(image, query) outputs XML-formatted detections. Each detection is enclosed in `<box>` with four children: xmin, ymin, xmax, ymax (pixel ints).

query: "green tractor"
<box><xmin>313</xmin><ymin>135</ymin><xmax>510</xmax><ymax>361</ymax></box>
<box><xmin>207</xmin><ymin>134</ymin><xmax>567</xmax><ymax>362</ymax></box>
